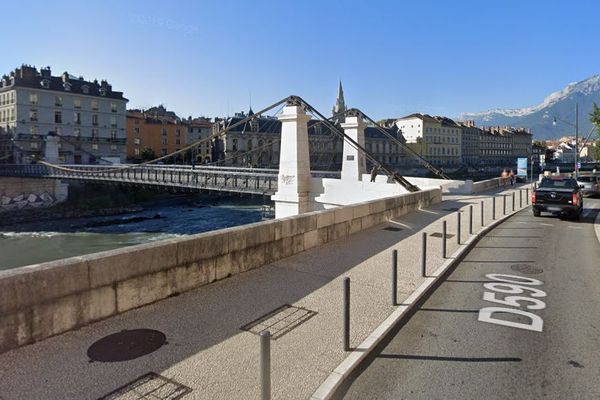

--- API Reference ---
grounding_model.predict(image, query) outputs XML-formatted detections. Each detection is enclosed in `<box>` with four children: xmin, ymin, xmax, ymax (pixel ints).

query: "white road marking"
<box><xmin>568</xmin><ymin>226</ymin><xmax>583</xmax><ymax>230</ymax></box>
<box><xmin>538</xmin><ymin>223</ymin><xmax>553</xmax><ymax>227</ymax></box>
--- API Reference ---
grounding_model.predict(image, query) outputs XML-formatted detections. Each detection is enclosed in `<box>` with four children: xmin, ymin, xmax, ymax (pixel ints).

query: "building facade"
<box><xmin>0</xmin><ymin>65</ymin><xmax>127</xmax><ymax>164</ymax></box>
<box><xmin>395</xmin><ymin>113</ymin><xmax>462</xmax><ymax>167</ymax></box>
<box><xmin>458</xmin><ymin>120</ymin><xmax>481</xmax><ymax>166</ymax></box>
<box><xmin>126</xmin><ymin>108</ymin><xmax>213</xmax><ymax>163</ymax></box>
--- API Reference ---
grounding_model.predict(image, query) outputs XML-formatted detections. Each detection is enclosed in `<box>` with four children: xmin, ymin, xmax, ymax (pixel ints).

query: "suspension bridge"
<box><xmin>0</xmin><ymin>96</ymin><xmax>452</xmax><ymax>211</ymax></box>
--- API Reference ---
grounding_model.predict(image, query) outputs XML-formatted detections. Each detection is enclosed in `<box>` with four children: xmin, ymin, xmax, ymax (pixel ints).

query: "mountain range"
<box><xmin>460</xmin><ymin>75</ymin><xmax>600</xmax><ymax>140</ymax></box>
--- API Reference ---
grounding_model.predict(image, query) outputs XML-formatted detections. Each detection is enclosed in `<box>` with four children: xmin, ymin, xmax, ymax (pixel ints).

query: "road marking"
<box><xmin>538</xmin><ymin>223</ymin><xmax>553</xmax><ymax>227</ymax></box>
<box><xmin>567</xmin><ymin>226</ymin><xmax>583</xmax><ymax>230</ymax></box>
<box><xmin>478</xmin><ymin>273</ymin><xmax>545</xmax><ymax>332</ymax></box>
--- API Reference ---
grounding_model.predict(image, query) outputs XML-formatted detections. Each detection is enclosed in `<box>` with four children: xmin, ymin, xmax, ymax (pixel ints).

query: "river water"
<box><xmin>0</xmin><ymin>196</ymin><xmax>268</xmax><ymax>271</ymax></box>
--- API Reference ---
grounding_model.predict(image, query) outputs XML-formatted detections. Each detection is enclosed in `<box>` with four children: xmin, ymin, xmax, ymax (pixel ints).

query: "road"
<box><xmin>341</xmin><ymin>198</ymin><xmax>600</xmax><ymax>400</ymax></box>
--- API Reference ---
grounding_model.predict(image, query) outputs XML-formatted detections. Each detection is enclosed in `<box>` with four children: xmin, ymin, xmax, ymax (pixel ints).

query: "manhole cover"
<box><xmin>510</xmin><ymin>264</ymin><xmax>543</xmax><ymax>274</ymax></box>
<box><xmin>383</xmin><ymin>227</ymin><xmax>403</xmax><ymax>232</ymax></box>
<box><xmin>430</xmin><ymin>232</ymin><xmax>455</xmax><ymax>239</ymax></box>
<box><xmin>241</xmin><ymin>304</ymin><xmax>317</xmax><ymax>340</ymax></box>
<box><xmin>98</xmin><ymin>372</ymin><xmax>191</xmax><ymax>400</ymax></box>
<box><xmin>88</xmin><ymin>329</ymin><xmax>167</xmax><ymax>362</ymax></box>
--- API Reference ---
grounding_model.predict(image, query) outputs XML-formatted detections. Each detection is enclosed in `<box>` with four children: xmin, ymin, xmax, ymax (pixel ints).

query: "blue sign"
<box><xmin>517</xmin><ymin>158</ymin><xmax>527</xmax><ymax>177</ymax></box>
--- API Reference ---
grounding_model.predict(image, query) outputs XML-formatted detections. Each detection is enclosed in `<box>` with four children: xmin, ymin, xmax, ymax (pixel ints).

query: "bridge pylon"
<box><xmin>340</xmin><ymin>111</ymin><xmax>367</xmax><ymax>181</ymax></box>
<box><xmin>271</xmin><ymin>103</ymin><xmax>312</xmax><ymax>218</ymax></box>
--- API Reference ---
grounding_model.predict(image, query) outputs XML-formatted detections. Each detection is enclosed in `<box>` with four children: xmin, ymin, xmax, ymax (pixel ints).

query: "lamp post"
<box><xmin>553</xmin><ymin>103</ymin><xmax>579</xmax><ymax>177</ymax></box>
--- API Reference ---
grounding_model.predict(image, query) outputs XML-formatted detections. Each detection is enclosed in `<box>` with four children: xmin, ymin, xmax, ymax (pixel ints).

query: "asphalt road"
<box><xmin>342</xmin><ymin>198</ymin><xmax>600</xmax><ymax>400</ymax></box>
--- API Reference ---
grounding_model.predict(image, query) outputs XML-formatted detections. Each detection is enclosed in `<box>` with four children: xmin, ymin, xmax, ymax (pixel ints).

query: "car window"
<box><xmin>577</xmin><ymin>176</ymin><xmax>593</xmax><ymax>182</ymax></box>
<box><xmin>540</xmin><ymin>178</ymin><xmax>577</xmax><ymax>189</ymax></box>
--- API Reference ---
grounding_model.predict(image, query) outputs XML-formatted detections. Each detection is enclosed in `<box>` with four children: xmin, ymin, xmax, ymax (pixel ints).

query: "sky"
<box><xmin>2</xmin><ymin>0</ymin><xmax>599</xmax><ymax>120</ymax></box>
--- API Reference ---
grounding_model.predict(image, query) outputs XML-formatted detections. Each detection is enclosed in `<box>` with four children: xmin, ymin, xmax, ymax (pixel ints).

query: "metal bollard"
<box><xmin>526</xmin><ymin>187</ymin><xmax>529</xmax><ymax>205</ymax></box>
<box><xmin>503</xmin><ymin>194</ymin><xmax>506</xmax><ymax>215</ymax></box>
<box><xmin>343</xmin><ymin>277</ymin><xmax>350</xmax><ymax>351</ymax></box>
<box><xmin>457</xmin><ymin>212</ymin><xmax>461</xmax><ymax>244</ymax></box>
<box><xmin>520</xmin><ymin>189</ymin><xmax>523</xmax><ymax>208</ymax></box>
<box><xmin>469</xmin><ymin>205</ymin><xmax>473</xmax><ymax>235</ymax></box>
<box><xmin>392</xmin><ymin>250</ymin><xmax>398</xmax><ymax>305</ymax></box>
<box><xmin>492</xmin><ymin>197</ymin><xmax>496</xmax><ymax>220</ymax></box>
<box><xmin>442</xmin><ymin>220</ymin><xmax>447</xmax><ymax>258</ymax></box>
<box><xmin>481</xmin><ymin>201</ymin><xmax>484</xmax><ymax>226</ymax></box>
<box><xmin>421</xmin><ymin>232</ymin><xmax>427</xmax><ymax>277</ymax></box>
<box><xmin>512</xmin><ymin>192</ymin><xmax>515</xmax><ymax>211</ymax></box>
<box><xmin>260</xmin><ymin>331</ymin><xmax>271</xmax><ymax>400</ymax></box>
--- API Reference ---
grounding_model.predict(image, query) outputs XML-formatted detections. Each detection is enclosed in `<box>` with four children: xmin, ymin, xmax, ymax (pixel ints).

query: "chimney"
<box><xmin>62</xmin><ymin>71</ymin><xmax>69</xmax><ymax>83</ymax></box>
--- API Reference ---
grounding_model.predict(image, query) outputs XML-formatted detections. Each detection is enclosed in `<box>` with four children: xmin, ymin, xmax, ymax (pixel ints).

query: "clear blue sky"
<box><xmin>2</xmin><ymin>0</ymin><xmax>599</xmax><ymax>119</ymax></box>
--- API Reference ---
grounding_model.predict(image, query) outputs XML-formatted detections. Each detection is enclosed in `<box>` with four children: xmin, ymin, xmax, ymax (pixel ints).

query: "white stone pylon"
<box><xmin>44</xmin><ymin>133</ymin><xmax>60</xmax><ymax>164</ymax></box>
<box><xmin>271</xmin><ymin>104</ymin><xmax>312</xmax><ymax>218</ymax></box>
<box><xmin>341</xmin><ymin>113</ymin><xmax>366</xmax><ymax>181</ymax></box>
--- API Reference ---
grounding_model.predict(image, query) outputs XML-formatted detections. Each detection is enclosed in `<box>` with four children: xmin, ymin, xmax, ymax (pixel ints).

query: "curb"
<box><xmin>311</xmin><ymin>202</ymin><xmax>528</xmax><ymax>400</ymax></box>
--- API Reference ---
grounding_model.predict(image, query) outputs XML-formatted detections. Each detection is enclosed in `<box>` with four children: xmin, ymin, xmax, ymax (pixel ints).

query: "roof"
<box><xmin>0</xmin><ymin>65</ymin><xmax>127</xmax><ymax>101</ymax></box>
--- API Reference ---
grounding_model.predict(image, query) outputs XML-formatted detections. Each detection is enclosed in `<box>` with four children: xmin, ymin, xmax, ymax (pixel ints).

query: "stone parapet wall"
<box><xmin>471</xmin><ymin>177</ymin><xmax>504</xmax><ymax>193</ymax></box>
<box><xmin>0</xmin><ymin>177</ymin><xmax>68</xmax><ymax>212</ymax></box>
<box><xmin>0</xmin><ymin>188</ymin><xmax>441</xmax><ymax>354</ymax></box>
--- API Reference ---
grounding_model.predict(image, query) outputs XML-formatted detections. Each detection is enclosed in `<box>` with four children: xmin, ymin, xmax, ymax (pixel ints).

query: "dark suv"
<box><xmin>532</xmin><ymin>176</ymin><xmax>583</xmax><ymax>219</ymax></box>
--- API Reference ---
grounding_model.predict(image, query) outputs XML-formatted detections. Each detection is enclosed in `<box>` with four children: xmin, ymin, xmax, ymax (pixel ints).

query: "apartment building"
<box><xmin>126</xmin><ymin>108</ymin><xmax>213</xmax><ymax>163</ymax></box>
<box><xmin>395</xmin><ymin>113</ymin><xmax>462</xmax><ymax>167</ymax></box>
<box><xmin>0</xmin><ymin>65</ymin><xmax>127</xmax><ymax>164</ymax></box>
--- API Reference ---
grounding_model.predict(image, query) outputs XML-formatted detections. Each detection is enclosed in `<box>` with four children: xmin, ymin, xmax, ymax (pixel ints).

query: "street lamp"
<box><xmin>552</xmin><ymin>103</ymin><xmax>579</xmax><ymax>177</ymax></box>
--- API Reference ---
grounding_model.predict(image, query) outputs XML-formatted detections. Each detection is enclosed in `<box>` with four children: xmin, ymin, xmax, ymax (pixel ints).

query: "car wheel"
<box><xmin>533</xmin><ymin>209</ymin><xmax>541</xmax><ymax>217</ymax></box>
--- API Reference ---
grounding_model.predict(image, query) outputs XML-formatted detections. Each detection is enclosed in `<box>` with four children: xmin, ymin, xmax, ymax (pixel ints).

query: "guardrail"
<box><xmin>0</xmin><ymin>164</ymin><xmax>279</xmax><ymax>195</ymax></box>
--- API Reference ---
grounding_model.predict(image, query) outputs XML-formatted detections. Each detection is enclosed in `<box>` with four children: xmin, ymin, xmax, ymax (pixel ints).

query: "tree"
<box><xmin>589</xmin><ymin>103</ymin><xmax>600</xmax><ymax>161</ymax></box>
<box><xmin>140</xmin><ymin>147</ymin><xmax>156</xmax><ymax>161</ymax></box>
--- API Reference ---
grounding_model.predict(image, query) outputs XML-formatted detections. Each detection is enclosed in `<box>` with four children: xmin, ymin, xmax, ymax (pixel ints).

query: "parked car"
<box><xmin>576</xmin><ymin>174</ymin><xmax>600</xmax><ymax>197</ymax></box>
<box><xmin>532</xmin><ymin>176</ymin><xmax>583</xmax><ymax>219</ymax></box>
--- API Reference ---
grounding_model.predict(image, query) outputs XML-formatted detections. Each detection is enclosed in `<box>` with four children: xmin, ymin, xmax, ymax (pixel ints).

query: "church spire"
<box><xmin>332</xmin><ymin>80</ymin><xmax>346</xmax><ymax>119</ymax></box>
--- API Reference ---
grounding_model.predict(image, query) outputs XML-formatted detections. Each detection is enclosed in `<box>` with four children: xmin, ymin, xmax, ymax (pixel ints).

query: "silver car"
<box><xmin>576</xmin><ymin>174</ymin><xmax>600</xmax><ymax>197</ymax></box>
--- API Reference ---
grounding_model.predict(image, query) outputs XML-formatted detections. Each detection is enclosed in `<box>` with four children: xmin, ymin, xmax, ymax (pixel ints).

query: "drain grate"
<box><xmin>98</xmin><ymin>372</ymin><xmax>191</xmax><ymax>400</ymax></box>
<box><xmin>430</xmin><ymin>232</ymin><xmax>455</xmax><ymax>239</ymax></box>
<box><xmin>88</xmin><ymin>329</ymin><xmax>167</xmax><ymax>362</ymax></box>
<box><xmin>241</xmin><ymin>304</ymin><xmax>317</xmax><ymax>340</ymax></box>
<box><xmin>383</xmin><ymin>227</ymin><xmax>403</xmax><ymax>232</ymax></box>
<box><xmin>510</xmin><ymin>264</ymin><xmax>543</xmax><ymax>274</ymax></box>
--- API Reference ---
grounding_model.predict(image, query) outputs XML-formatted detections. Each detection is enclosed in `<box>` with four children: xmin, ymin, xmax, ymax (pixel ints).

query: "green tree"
<box><xmin>140</xmin><ymin>147</ymin><xmax>156</xmax><ymax>161</ymax></box>
<box><xmin>589</xmin><ymin>103</ymin><xmax>600</xmax><ymax>161</ymax></box>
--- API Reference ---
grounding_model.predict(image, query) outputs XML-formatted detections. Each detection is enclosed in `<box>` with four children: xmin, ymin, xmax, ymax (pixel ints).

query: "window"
<box><xmin>29</xmin><ymin>93</ymin><xmax>38</xmax><ymax>105</ymax></box>
<box><xmin>82</xmin><ymin>85</ymin><xmax>89</xmax><ymax>94</ymax></box>
<box><xmin>74</xmin><ymin>128</ymin><xmax>81</xmax><ymax>138</ymax></box>
<box><xmin>161</xmin><ymin>148</ymin><xmax>167</xmax><ymax>156</ymax></box>
<box><xmin>55</xmin><ymin>96</ymin><xmax>63</xmax><ymax>107</ymax></box>
<box><xmin>110</xmin><ymin>116</ymin><xmax>117</xmax><ymax>128</ymax></box>
<box><xmin>55</xmin><ymin>111</ymin><xmax>62</xmax><ymax>124</ymax></box>
<box><xmin>30</xmin><ymin>142</ymin><xmax>38</xmax><ymax>149</ymax></box>
<box><xmin>162</xmin><ymin>137</ymin><xmax>168</xmax><ymax>145</ymax></box>
<box><xmin>30</xmin><ymin>110</ymin><xmax>38</xmax><ymax>122</ymax></box>
<box><xmin>162</xmin><ymin>128</ymin><xmax>167</xmax><ymax>136</ymax></box>
<box><xmin>91</xmin><ymin>100</ymin><xmax>98</xmax><ymax>111</ymax></box>
<box><xmin>92</xmin><ymin>144</ymin><xmax>98</xmax><ymax>150</ymax></box>
<box><xmin>110</xmin><ymin>145</ymin><xmax>117</xmax><ymax>151</ymax></box>
<box><xmin>74</xmin><ymin>98</ymin><xmax>81</xmax><ymax>109</ymax></box>
<box><xmin>134</xmin><ymin>148</ymin><xmax>140</xmax><ymax>156</ymax></box>
<box><xmin>30</xmin><ymin>125</ymin><xmax>39</xmax><ymax>135</ymax></box>
<box><xmin>110</xmin><ymin>102</ymin><xmax>117</xmax><ymax>112</ymax></box>
<box><xmin>74</xmin><ymin>112</ymin><xmax>81</xmax><ymax>125</ymax></box>
<box><xmin>92</xmin><ymin>128</ymin><xmax>98</xmax><ymax>139</ymax></box>
<box><xmin>92</xmin><ymin>114</ymin><xmax>98</xmax><ymax>126</ymax></box>
<box><xmin>55</xmin><ymin>126</ymin><xmax>62</xmax><ymax>135</ymax></box>
<box><xmin>175</xmin><ymin>129</ymin><xmax>180</xmax><ymax>137</ymax></box>
<box><xmin>175</xmin><ymin>138</ymin><xmax>180</xmax><ymax>145</ymax></box>
<box><xmin>133</xmin><ymin>138</ymin><xmax>141</xmax><ymax>145</ymax></box>
<box><xmin>110</xmin><ymin>130</ymin><xmax>117</xmax><ymax>140</ymax></box>
<box><xmin>134</xmin><ymin>127</ymin><xmax>140</xmax><ymax>134</ymax></box>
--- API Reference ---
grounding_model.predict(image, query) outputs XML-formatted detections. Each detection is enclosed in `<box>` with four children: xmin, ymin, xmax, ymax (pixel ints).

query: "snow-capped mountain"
<box><xmin>460</xmin><ymin>75</ymin><xmax>600</xmax><ymax>139</ymax></box>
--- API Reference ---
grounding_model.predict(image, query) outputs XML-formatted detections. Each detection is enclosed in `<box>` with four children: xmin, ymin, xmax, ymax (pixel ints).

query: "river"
<box><xmin>0</xmin><ymin>195</ymin><xmax>269</xmax><ymax>271</ymax></box>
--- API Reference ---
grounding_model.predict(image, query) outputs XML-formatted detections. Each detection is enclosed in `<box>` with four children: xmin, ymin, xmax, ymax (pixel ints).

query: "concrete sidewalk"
<box><xmin>0</xmin><ymin>185</ymin><xmax>530</xmax><ymax>400</ymax></box>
